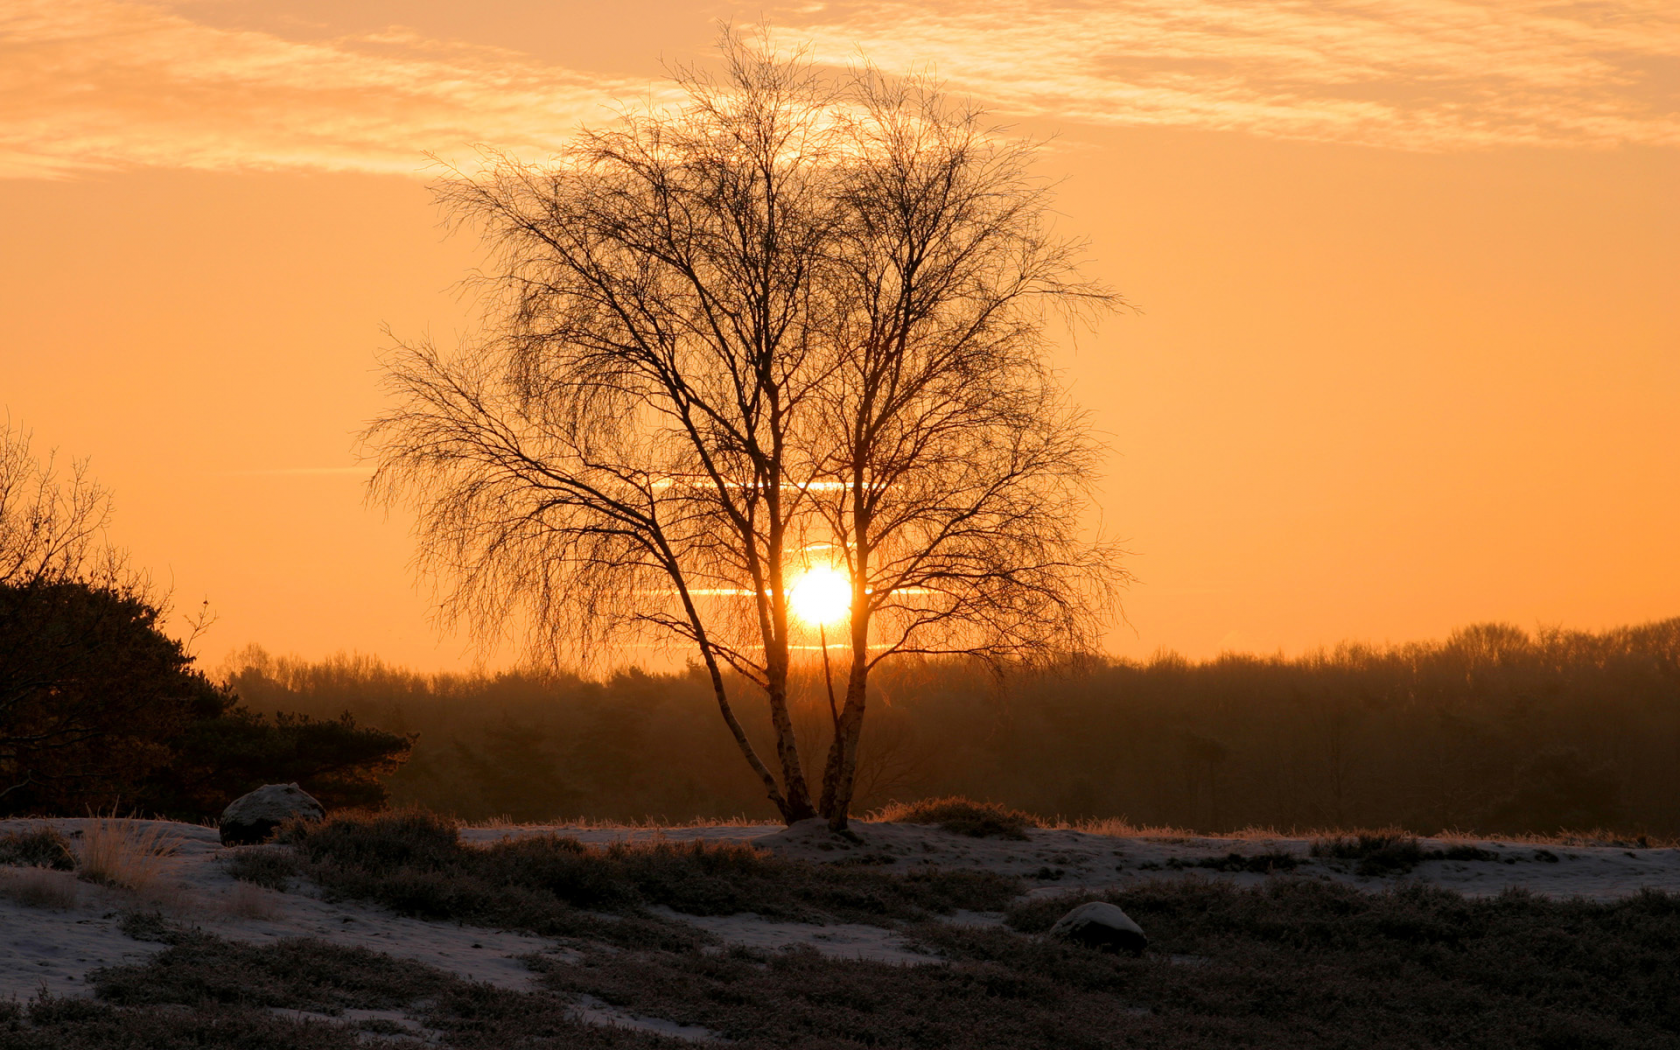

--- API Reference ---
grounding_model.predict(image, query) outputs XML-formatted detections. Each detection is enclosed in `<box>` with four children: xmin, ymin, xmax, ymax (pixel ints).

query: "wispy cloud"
<box><xmin>776</xmin><ymin>0</ymin><xmax>1680</xmax><ymax>150</ymax></box>
<box><xmin>0</xmin><ymin>0</ymin><xmax>655</xmax><ymax>178</ymax></box>
<box><xmin>1</xmin><ymin>0</ymin><xmax>1673</xmax><ymax>179</ymax></box>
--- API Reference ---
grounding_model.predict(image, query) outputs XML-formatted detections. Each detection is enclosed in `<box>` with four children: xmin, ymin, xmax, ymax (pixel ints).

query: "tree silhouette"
<box><xmin>0</xmin><ymin>423</ymin><xmax>411</xmax><ymax>816</ymax></box>
<box><xmin>0</xmin><ymin>419</ymin><xmax>122</xmax><ymax>590</ymax></box>
<box><xmin>364</xmin><ymin>36</ymin><xmax>1124</xmax><ymax>828</ymax></box>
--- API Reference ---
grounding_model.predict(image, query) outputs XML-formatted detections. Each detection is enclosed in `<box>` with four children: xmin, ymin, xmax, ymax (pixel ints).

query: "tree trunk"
<box><xmin>765</xmin><ymin>655</ymin><xmax>816</xmax><ymax>822</ymax></box>
<box><xmin>821</xmin><ymin>654</ymin><xmax>869</xmax><ymax>830</ymax></box>
<box><xmin>818</xmin><ymin>578</ymin><xmax>871</xmax><ymax>828</ymax></box>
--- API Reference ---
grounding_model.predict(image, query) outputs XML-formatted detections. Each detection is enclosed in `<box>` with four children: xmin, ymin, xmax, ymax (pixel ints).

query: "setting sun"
<box><xmin>789</xmin><ymin>565</ymin><xmax>852</xmax><ymax>627</ymax></box>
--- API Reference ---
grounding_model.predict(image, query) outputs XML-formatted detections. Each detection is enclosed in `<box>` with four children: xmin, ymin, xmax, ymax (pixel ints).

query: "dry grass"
<box><xmin>0</xmin><ymin>866</ymin><xmax>79</xmax><ymax>910</ymax></box>
<box><xmin>75</xmin><ymin>814</ymin><xmax>181</xmax><ymax>892</ymax></box>
<box><xmin>222</xmin><ymin>880</ymin><xmax>283</xmax><ymax>921</ymax></box>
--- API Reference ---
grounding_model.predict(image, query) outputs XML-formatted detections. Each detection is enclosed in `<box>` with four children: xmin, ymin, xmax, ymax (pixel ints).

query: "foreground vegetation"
<box><xmin>4</xmin><ymin>811</ymin><xmax>1677</xmax><ymax>1048</ymax></box>
<box><xmin>226</xmin><ymin>615</ymin><xmax>1680</xmax><ymax>835</ymax></box>
<box><xmin>265</xmin><ymin>811</ymin><xmax>1018</xmax><ymax>951</ymax></box>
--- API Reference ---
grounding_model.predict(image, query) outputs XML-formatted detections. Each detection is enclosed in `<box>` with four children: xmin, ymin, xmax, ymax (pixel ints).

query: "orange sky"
<box><xmin>2</xmin><ymin>0</ymin><xmax>1676</xmax><ymax>671</ymax></box>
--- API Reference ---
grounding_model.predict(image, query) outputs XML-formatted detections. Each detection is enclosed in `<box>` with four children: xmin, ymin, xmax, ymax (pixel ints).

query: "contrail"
<box><xmin>212</xmin><ymin>466</ymin><xmax>374</xmax><ymax>477</ymax></box>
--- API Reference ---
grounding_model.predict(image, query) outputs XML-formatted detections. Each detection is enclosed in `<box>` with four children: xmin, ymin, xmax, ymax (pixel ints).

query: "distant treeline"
<box><xmin>222</xmin><ymin>617</ymin><xmax>1680</xmax><ymax>836</ymax></box>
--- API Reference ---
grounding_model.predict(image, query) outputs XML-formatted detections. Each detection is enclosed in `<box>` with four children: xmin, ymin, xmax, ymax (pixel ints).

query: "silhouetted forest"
<box><xmin>0</xmin><ymin>578</ymin><xmax>412</xmax><ymax>820</ymax></box>
<box><xmin>221</xmin><ymin>618</ymin><xmax>1680</xmax><ymax>836</ymax></box>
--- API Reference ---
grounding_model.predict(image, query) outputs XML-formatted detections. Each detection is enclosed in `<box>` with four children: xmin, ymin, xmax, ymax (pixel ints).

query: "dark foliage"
<box><xmin>0</xmin><ymin>580</ymin><xmax>222</xmax><ymax>811</ymax></box>
<box><xmin>1311</xmin><ymin>833</ymin><xmax>1503</xmax><ymax>875</ymax></box>
<box><xmin>0</xmin><ymin>995</ymin><xmax>390</xmax><ymax>1050</ymax></box>
<box><xmin>225</xmin><ymin>652</ymin><xmax>754</xmax><ymax>823</ymax></box>
<box><xmin>226</xmin><ymin>616</ymin><xmax>1680</xmax><ymax>834</ymax></box>
<box><xmin>879</xmin><ymin>796</ymin><xmax>1039</xmax><ymax>839</ymax></box>
<box><xmin>0</xmin><ymin>933</ymin><xmax>681</xmax><ymax>1048</ymax></box>
<box><xmin>220</xmin><ymin>845</ymin><xmax>300</xmax><ymax>890</ymax></box>
<box><xmin>0</xmin><ymin>826</ymin><xmax>75</xmax><ymax>870</ymax></box>
<box><xmin>146</xmin><ymin>707</ymin><xmax>413</xmax><ymax>816</ymax></box>
<box><xmin>1492</xmin><ymin>748</ymin><xmax>1623</xmax><ymax>831</ymax></box>
<box><xmin>0</xmin><ymin>580</ymin><xmax>412</xmax><ymax>820</ymax></box>
<box><xmin>93</xmin><ymin>934</ymin><xmax>454</xmax><ymax>1013</ymax></box>
<box><xmin>1192</xmin><ymin>850</ymin><xmax>1299</xmax><ymax>874</ymax></box>
<box><xmin>281</xmin><ymin>810</ymin><xmax>1018</xmax><ymax>948</ymax></box>
<box><xmin>0</xmin><ymin>933</ymin><xmax>687</xmax><ymax>1050</ymax></box>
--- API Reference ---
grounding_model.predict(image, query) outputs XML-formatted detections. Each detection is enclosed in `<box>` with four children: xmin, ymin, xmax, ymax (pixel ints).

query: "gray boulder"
<box><xmin>219</xmin><ymin>783</ymin><xmax>324</xmax><ymax>846</ymax></box>
<box><xmin>1048</xmin><ymin>901</ymin><xmax>1148</xmax><ymax>954</ymax></box>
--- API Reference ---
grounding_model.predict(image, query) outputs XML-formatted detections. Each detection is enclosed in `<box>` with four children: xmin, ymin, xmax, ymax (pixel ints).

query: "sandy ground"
<box><xmin>4</xmin><ymin>817</ymin><xmax>1677</xmax><ymax>1036</ymax></box>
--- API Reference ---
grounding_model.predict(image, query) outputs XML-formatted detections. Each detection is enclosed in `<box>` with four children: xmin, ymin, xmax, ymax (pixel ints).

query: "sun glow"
<box><xmin>789</xmin><ymin>565</ymin><xmax>852</xmax><ymax>627</ymax></box>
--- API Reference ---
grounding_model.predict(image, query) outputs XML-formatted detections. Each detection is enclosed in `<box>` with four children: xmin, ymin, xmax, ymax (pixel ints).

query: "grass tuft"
<box><xmin>873</xmin><ymin>796</ymin><xmax>1040</xmax><ymax>839</ymax></box>
<box><xmin>75</xmin><ymin>815</ymin><xmax>180</xmax><ymax>892</ymax></box>
<box><xmin>0</xmin><ymin>826</ymin><xmax>77</xmax><ymax>870</ymax></box>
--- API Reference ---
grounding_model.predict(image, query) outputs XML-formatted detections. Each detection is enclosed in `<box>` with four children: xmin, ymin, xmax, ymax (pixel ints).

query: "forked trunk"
<box><xmin>818</xmin><ymin>590</ymin><xmax>871</xmax><ymax>828</ymax></box>
<box><xmin>765</xmin><ymin>661</ymin><xmax>817</xmax><ymax>822</ymax></box>
<box><xmin>819</xmin><ymin>656</ymin><xmax>869</xmax><ymax>829</ymax></box>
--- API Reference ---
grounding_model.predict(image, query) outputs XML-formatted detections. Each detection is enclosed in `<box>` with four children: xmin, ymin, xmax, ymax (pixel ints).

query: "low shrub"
<box><xmin>1441</xmin><ymin>843</ymin><xmax>1501</xmax><ymax>862</ymax></box>
<box><xmin>0</xmin><ymin>826</ymin><xmax>76</xmax><ymax>870</ymax></box>
<box><xmin>0</xmin><ymin>996</ymin><xmax>382</xmax><ymax>1050</ymax></box>
<box><xmin>220</xmin><ymin>846</ymin><xmax>300</xmax><ymax>891</ymax></box>
<box><xmin>1193</xmin><ymin>850</ymin><xmax>1299</xmax><ymax>874</ymax></box>
<box><xmin>873</xmin><ymin>796</ymin><xmax>1040</xmax><ymax>840</ymax></box>
<box><xmin>55</xmin><ymin>930</ymin><xmax>684</xmax><ymax>1048</ymax></box>
<box><xmin>280</xmin><ymin>810</ymin><xmax>1019</xmax><ymax>947</ymax></box>
<box><xmin>94</xmin><ymin>934</ymin><xmax>453</xmax><ymax>1014</ymax></box>
<box><xmin>0</xmin><ymin>867</ymin><xmax>79</xmax><ymax>910</ymax></box>
<box><xmin>1311</xmin><ymin>832</ymin><xmax>1503</xmax><ymax>874</ymax></box>
<box><xmin>1311</xmin><ymin>831</ymin><xmax>1425</xmax><ymax>875</ymax></box>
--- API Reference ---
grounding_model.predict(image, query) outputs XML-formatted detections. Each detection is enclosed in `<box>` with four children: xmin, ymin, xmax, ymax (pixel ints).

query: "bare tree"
<box><xmin>806</xmin><ymin>75</ymin><xmax>1126</xmax><ymax>824</ymax></box>
<box><xmin>364</xmin><ymin>36</ymin><xmax>1125</xmax><ymax>828</ymax></box>
<box><xmin>0</xmin><ymin>420</ymin><xmax>120</xmax><ymax>588</ymax></box>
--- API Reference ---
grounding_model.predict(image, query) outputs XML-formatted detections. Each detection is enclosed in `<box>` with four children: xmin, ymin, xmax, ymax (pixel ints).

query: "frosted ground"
<box><xmin>2</xmin><ymin>817</ymin><xmax>1676</xmax><ymax>1040</ymax></box>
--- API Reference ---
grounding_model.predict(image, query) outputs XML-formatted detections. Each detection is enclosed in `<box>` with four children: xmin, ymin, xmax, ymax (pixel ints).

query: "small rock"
<box><xmin>1048</xmin><ymin>901</ymin><xmax>1148</xmax><ymax>954</ymax></box>
<box><xmin>219</xmin><ymin>783</ymin><xmax>324</xmax><ymax>846</ymax></box>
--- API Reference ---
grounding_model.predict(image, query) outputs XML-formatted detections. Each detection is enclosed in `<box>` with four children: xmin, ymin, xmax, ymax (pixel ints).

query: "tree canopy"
<box><xmin>366</xmin><ymin>37</ymin><xmax>1125</xmax><ymax>828</ymax></box>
